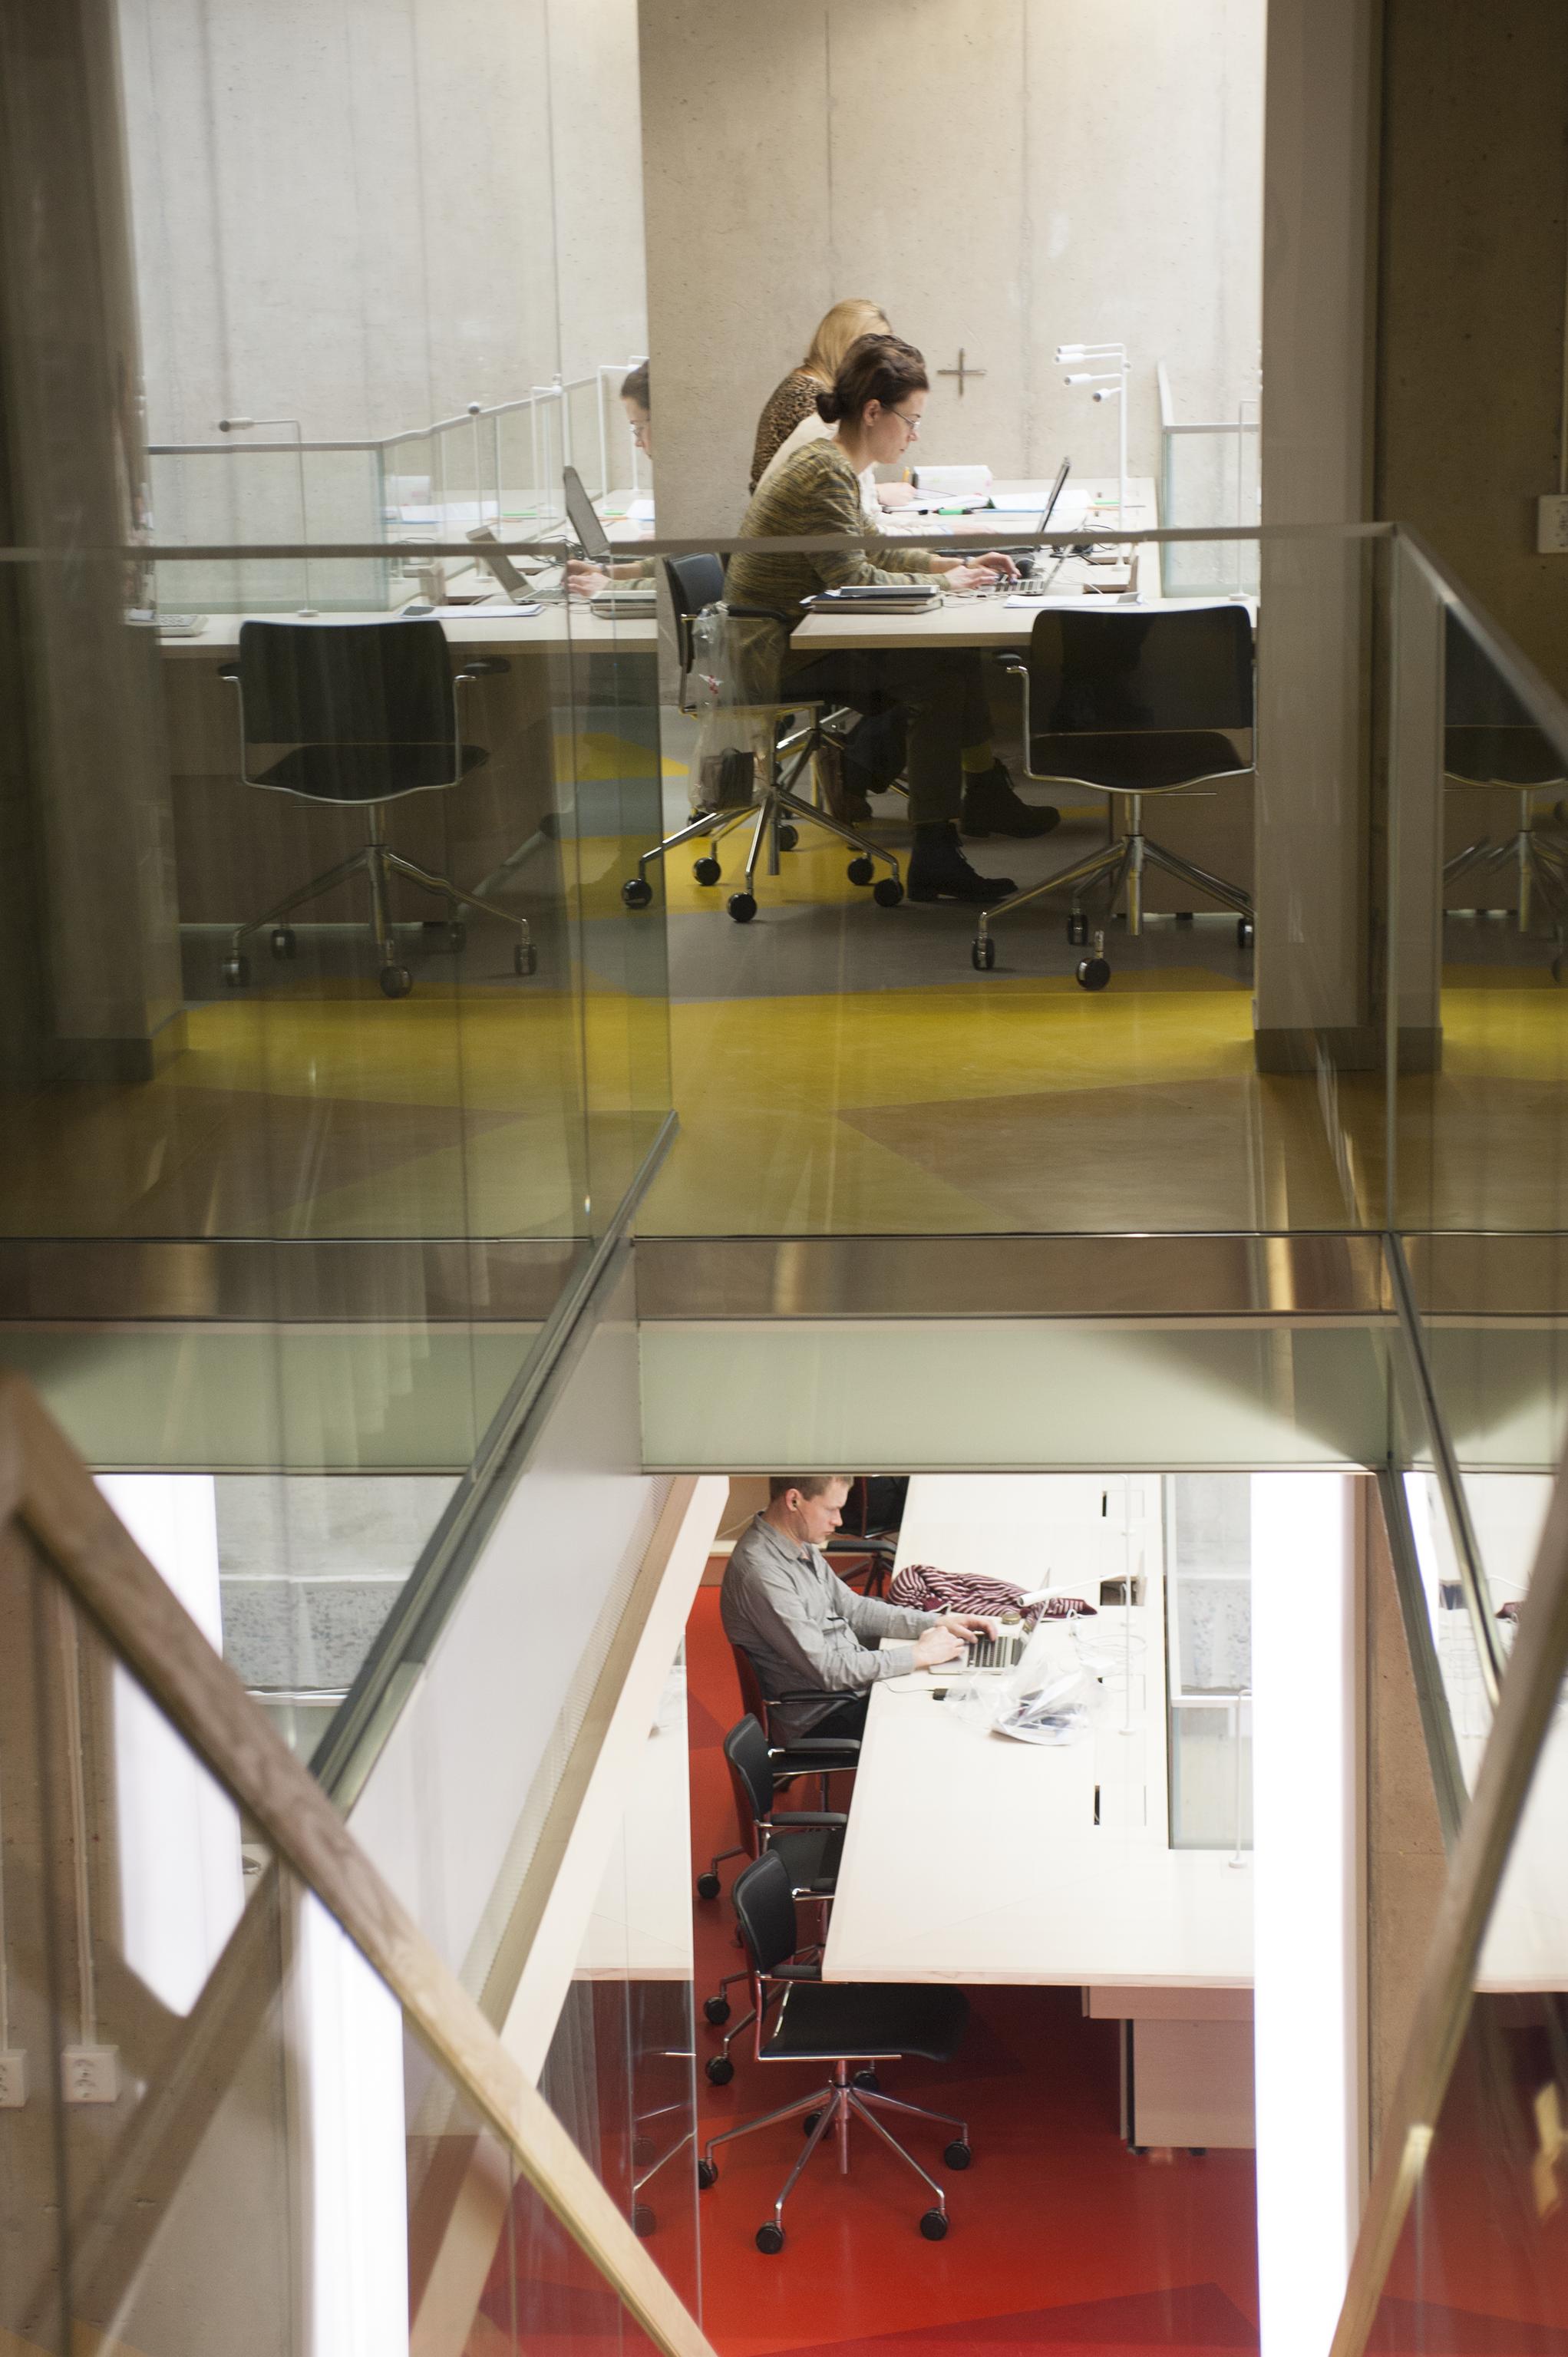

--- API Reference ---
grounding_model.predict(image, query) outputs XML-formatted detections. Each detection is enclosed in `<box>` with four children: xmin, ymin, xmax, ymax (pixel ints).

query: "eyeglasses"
<box><xmin>889</xmin><ymin>408</ymin><xmax>923</xmax><ymax>439</ymax></box>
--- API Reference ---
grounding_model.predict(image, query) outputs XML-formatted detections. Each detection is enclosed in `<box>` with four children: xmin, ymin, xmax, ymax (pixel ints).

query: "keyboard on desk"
<box><xmin>958</xmin><ymin>1630</ymin><xmax>1028</xmax><ymax>1672</ymax></box>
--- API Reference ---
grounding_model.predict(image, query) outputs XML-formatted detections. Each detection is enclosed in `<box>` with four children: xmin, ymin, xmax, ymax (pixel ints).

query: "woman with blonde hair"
<box><xmin>749</xmin><ymin>298</ymin><xmax>913</xmax><ymax>496</ymax></box>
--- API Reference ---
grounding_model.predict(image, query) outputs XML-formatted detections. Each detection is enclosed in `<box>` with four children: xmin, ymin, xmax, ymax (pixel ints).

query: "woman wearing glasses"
<box><xmin>725</xmin><ymin>335</ymin><xmax>1058</xmax><ymax>903</ymax></box>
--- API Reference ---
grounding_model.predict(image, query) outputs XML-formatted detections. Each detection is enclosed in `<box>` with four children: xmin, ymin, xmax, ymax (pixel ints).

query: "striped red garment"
<box><xmin>886</xmin><ymin>1564</ymin><xmax>1096</xmax><ymax>1625</ymax></box>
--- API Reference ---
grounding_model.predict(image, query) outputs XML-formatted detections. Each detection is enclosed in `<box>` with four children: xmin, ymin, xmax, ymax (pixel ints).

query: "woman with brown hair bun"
<box><xmin>749</xmin><ymin>298</ymin><xmax>912</xmax><ymax>503</ymax></box>
<box><xmin>727</xmin><ymin>335</ymin><xmax>1058</xmax><ymax>906</ymax></box>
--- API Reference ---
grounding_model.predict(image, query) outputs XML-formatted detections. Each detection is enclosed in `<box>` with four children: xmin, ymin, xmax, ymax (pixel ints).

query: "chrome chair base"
<box><xmin>223</xmin><ymin>801</ymin><xmax>533</xmax><ymax>997</ymax></box>
<box><xmin>623</xmin><ymin>712</ymin><xmax>903</xmax><ymax>920</ymax></box>
<box><xmin>698</xmin><ymin>2058</ymin><xmax>969</xmax><ymax>2250</ymax></box>
<box><xmin>976</xmin><ymin>805</ymin><xmax>1251</xmax><ymax>955</ymax></box>
<box><xmin>1444</xmin><ymin>810</ymin><xmax>1568</xmax><ymax>937</ymax></box>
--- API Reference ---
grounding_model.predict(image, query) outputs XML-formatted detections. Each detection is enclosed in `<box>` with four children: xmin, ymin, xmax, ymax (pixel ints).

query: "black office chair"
<box><xmin>974</xmin><ymin>602</ymin><xmax>1256</xmax><ymax>986</ymax></box>
<box><xmin>1441</xmin><ymin>609</ymin><xmax>1568</xmax><ymax>960</ymax></box>
<box><xmin>619</xmin><ymin>555</ymin><xmax>903</xmax><ymax>923</ymax></box>
<box><xmin>698</xmin><ymin>1656</ymin><xmax>858</xmax><ymax>1900</ymax></box>
<box><xmin>697</xmin><ymin>1849</ymin><xmax>971</xmax><ymax>2253</ymax></box>
<box><xmin>217</xmin><ymin>618</ymin><xmax>535</xmax><ymax>999</ymax></box>
<box><xmin>701</xmin><ymin>1715</ymin><xmax>847</xmax><ymax>2086</ymax></box>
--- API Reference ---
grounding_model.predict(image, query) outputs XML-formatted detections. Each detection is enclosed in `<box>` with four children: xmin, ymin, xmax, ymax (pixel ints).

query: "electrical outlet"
<box><xmin>0</xmin><ymin>2052</ymin><xmax>27</xmax><ymax>2108</ymax></box>
<box><xmin>61</xmin><ymin>2045</ymin><xmax>119</xmax><ymax>2104</ymax></box>
<box><xmin>1537</xmin><ymin>495</ymin><xmax>1568</xmax><ymax>553</ymax></box>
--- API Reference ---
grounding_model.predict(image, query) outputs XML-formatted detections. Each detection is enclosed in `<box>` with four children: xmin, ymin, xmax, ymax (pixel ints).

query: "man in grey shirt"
<box><xmin>721</xmin><ymin>1475</ymin><xmax>999</xmax><ymax>1741</ymax></box>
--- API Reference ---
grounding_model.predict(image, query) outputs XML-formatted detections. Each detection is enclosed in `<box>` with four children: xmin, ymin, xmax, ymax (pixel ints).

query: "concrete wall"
<box><xmin>117</xmin><ymin>0</ymin><xmax>647</xmax><ymax>444</ymax></box>
<box><xmin>1375</xmin><ymin>0</ymin><xmax>1568</xmax><ymax>698</ymax></box>
<box><xmin>638</xmin><ymin>0</ymin><xmax>1264</xmax><ymax>537</ymax></box>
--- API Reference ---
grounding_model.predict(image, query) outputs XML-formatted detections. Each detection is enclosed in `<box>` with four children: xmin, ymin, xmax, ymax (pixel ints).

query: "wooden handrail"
<box><xmin>0</xmin><ymin>1372</ymin><xmax>719</xmax><ymax>2357</ymax></box>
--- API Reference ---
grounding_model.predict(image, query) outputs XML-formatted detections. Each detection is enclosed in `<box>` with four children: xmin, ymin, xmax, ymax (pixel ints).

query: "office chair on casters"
<box><xmin>1441</xmin><ymin>610</ymin><xmax>1568</xmax><ymax>972</ymax></box>
<box><xmin>698</xmin><ymin>1649</ymin><xmax>858</xmax><ymax>1901</ymax></box>
<box><xmin>619</xmin><ymin>556</ymin><xmax>903</xmax><ymax>923</ymax></box>
<box><xmin>697</xmin><ymin>1850</ymin><xmax>971</xmax><ymax>2253</ymax></box>
<box><xmin>217</xmin><ymin>619</ymin><xmax>536</xmax><ymax>999</ymax></box>
<box><xmin>974</xmin><ymin>603</ymin><xmax>1255</xmax><ymax>989</ymax></box>
<box><xmin>701</xmin><ymin>1715</ymin><xmax>846</xmax><ymax>2086</ymax></box>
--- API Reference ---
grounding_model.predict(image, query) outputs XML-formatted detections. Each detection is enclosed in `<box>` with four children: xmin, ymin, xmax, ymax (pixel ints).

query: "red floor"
<box><xmin>685</xmin><ymin>1583</ymin><xmax>1262</xmax><ymax>2357</ymax></box>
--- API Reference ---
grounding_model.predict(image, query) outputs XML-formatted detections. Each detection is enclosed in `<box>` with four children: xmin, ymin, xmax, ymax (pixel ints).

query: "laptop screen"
<box><xmin>563</xmin><ymin>464</ymin><xmax>614</xmax><ymax>565</ymax></box>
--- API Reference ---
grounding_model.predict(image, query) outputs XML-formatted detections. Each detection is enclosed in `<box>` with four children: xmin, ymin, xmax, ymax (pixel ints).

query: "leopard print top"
<box><xmin>748</xmin><ymin>370</ymin><xmax>822</xmax><ymax>492</ymax></box>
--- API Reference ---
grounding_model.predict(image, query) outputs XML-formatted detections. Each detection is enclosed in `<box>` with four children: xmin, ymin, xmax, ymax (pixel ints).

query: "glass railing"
<box><xmin>1</xmin><ymin>1383</ymin><xmax>710</xmax><ymax>2357</ymax></box>
<box><xmin>0</xmin><ymin>540</ymin><xmax>671</xmax><ymax>1758</ymax></box>
<box><xmin>147</xmin><ymin>371</ymin><xmax>649</xmax><ymax>613</ymax></box>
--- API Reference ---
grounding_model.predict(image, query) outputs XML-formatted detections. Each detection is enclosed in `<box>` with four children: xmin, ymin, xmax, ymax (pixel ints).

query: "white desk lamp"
<box><xmin>217</xmin><ymin>417</ymin><xmax>315</xmax><ymax>614</ymax></box>
<box><xmin>1056</xmin><ymin>342</ymin><xmax>1128</xmax><ymax>530</ymax></box>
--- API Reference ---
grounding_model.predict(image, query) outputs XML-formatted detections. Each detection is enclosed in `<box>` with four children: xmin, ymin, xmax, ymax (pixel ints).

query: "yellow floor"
<box><xmin>4</xmin><ymin>918</ymin><xmax>1568</xmax><ymax>1240</ymax></box>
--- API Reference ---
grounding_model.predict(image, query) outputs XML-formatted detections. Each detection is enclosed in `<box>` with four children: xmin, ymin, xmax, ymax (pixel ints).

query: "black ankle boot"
<box><xmin>908</xmin><ymin>823</ymin><xmax>1016</xmax><ymax>905</ymax></box>
<box><xmin>962</xmin><ymin>759</ymin><xmax>1061</xmax><ymax>840</ymax></box>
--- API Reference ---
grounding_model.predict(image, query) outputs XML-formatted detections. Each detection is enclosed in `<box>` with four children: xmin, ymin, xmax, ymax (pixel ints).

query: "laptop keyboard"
<box><xmin>962</xmin><ymin>1631</ymin><xmax>1028</xmax><ymax>1671</ymax></box>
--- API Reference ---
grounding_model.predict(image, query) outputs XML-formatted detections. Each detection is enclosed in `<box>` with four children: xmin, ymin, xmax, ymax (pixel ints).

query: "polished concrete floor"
<box><xmin>5</xmin><ymin>721</ymin><xmax>1568</xmax><ymax>1246</ymax></box>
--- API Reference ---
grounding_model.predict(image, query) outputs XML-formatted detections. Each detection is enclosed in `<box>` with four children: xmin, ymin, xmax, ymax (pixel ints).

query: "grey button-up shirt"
<box><xmin>720</xmin><ymin>1513</ymin><xmax>941</xmax><ymax>1739</ymax></box>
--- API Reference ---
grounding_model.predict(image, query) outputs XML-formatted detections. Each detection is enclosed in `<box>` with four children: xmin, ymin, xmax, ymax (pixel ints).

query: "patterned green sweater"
<box><xmin>725</xmin><ymin>439</ymin><xmax>934</xmax><ymax>701</ymax></box>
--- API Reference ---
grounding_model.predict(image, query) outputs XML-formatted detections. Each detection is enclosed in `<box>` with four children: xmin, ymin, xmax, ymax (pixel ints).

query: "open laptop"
<box><xmin>466</xmin><ymin>525</ymin><xmax>555</xmax><ymax>602</ymax></box>
<box><xmin>563</xmin><ymin>463</ymin><xmax>658</xmax><ymax>615</ymax></box>
<box><xmin>1005</xmin><ymin>458</ymin><xmax>1076</xmax><ymax>588</ymax></box>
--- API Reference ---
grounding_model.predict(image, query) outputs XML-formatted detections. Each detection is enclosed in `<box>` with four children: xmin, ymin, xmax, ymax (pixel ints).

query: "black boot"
<box><xmin>907</xmin><ymin>822</ymin><xmax>1016</xmax><ymax>905</ymax></box>
<box><xmin>962</xmin><ymin>758</ymin><xmax>1061</xmax><ymax>840</ymax></box>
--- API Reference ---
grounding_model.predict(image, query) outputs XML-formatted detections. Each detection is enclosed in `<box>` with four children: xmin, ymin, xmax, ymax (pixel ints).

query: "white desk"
<box><xmin>821</xmin><ymin>1474</ymin><xmax>1255</xmax><ymax>2148</ymax></box>
<box><xmin>791</xmin><ymin>477</ymin><xmax>1172</xmax><ymax>652</ymax></box>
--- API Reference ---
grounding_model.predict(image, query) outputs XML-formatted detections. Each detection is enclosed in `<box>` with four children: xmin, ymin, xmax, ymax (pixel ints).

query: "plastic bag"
<box><xmin>940</xmin><ymin>1627</ymin><xmax>1096</xmax><ymax>1747</ymax></box>
<box><xmin>688</xmin><ymin>604</ymin><xmax>772</xmax><ymax>814</ymax></box>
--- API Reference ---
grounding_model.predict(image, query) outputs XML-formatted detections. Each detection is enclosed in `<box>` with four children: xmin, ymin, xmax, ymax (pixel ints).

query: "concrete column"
<box><xmin>1254</xmin><ymin>0</ymin><xmax>1382</xmax><ymax>1073</ymax></box>
<box><xmin>0</xmin><ymin>0</ymin><xmax>183</xmax><ymax>1084</ymax></box>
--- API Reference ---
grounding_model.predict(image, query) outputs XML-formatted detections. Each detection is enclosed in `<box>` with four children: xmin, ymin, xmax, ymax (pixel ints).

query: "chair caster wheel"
<box><xmin>222</xmin><ymin>955</ymin><xmax>250</xmax><ymax>989</ymax></box>
<box><xmin>755</xmin><ymin>2223</ymin><xmax>785</xmax><ymax>2256</ymax></box>
<box><xmin>705</xmin><ymin>2055</ymin><xmax>734</xmax><ymax>2086</ymax></box>
<box><xmin>852</xmin><ymin>2069</ymin><xmax>880</xmax><ymax>2092</ymax></box>
<box><xmin>776</xmin><ymin>825</ymin><xmax>798</xmax><ymax>853</ymax></box>
<box><xmin>270</xmin><ymin>926</ymin><xmax>296</xmax><ymax>960</ymax></box>
<box><xmin>847</xmin><ymin>857</ymin><xmax>875</xmax><ymax>886</ymax></box>
<box><xmin>622</xmin><ymin>877</ymin><xmax>653</xmax><ymax>909</ymax></box>
<box><xmin>944</xmin><ymin>2141</ymin><xmax>972</xmax><ymax>2170</ymax></box>
<box><xmin>695</xmin><ymin>1872</ymin><xmax>721</xmax><ymax>1900</ymax></box>
<box><xmin>919</xmin><ymin>2209</ymin><xmax>949</xmax><ymax>2241</ymax></box>
<box><xmin>801</xmin><ymin>2111</ymin><xmax>821</xmax><ymax>2136</ymax></box>
<box><xmin>972</xmin><ymin>937</ymin><xmax>995</xmax><ymax>971</ymax></box>
<box><xmin>379</xmin><ymin>964</ymin><xmax>413</xmax><ymax>999</ymax></box>
<box><xmin>728</xmin><ymin>893</ymin><xmax>758</xmax><ymax>923</ymax></box>
<box><xmin>1076</xmin><ymin>956</ymin><xmax>1111</xmax><ymax>991</ymax></box>
<box><xmin>1067</xmin><ymin>910</ymin><xmax>1089</xmax><ymax>946</ymax></box>
<box><xmin>632</xmin><ymin>2204</ymin><xmax>656</xmax><ymax>2238</ymax></box>
<box><xmin>1236</xmin><ymin>916</ymin><xmax>1254</xmax><ymax>949</ymax></box>
<box><xmin>514</xmin><ymin>941</ymin><xmax>537</xmax><ymax>975</ymax></box>
<box><xmin>872</xmin><ymin>877</ymin><xmax>903</xmax><ymax>908</ymax></box>
<box><xmin>704</xmin><ymin>1995</ymin><xmax>731</xmax><ymax>2024</ymax></box>
<box><xmin>697</xmin><ymin>2160</ymin><xmax>718</xmax><ymax>2191</ymax></box>
<box><xmin>693</xmin><ymin>857</ymin><xmax>722</xmax><ymax>886</ymax></box>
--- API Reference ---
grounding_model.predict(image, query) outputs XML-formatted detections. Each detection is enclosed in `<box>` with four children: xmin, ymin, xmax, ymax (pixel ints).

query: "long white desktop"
<box><xmin>820</xmin><ymin>1474</ymin><xmax>1256</xmax><ymax>2152</ymax></box>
